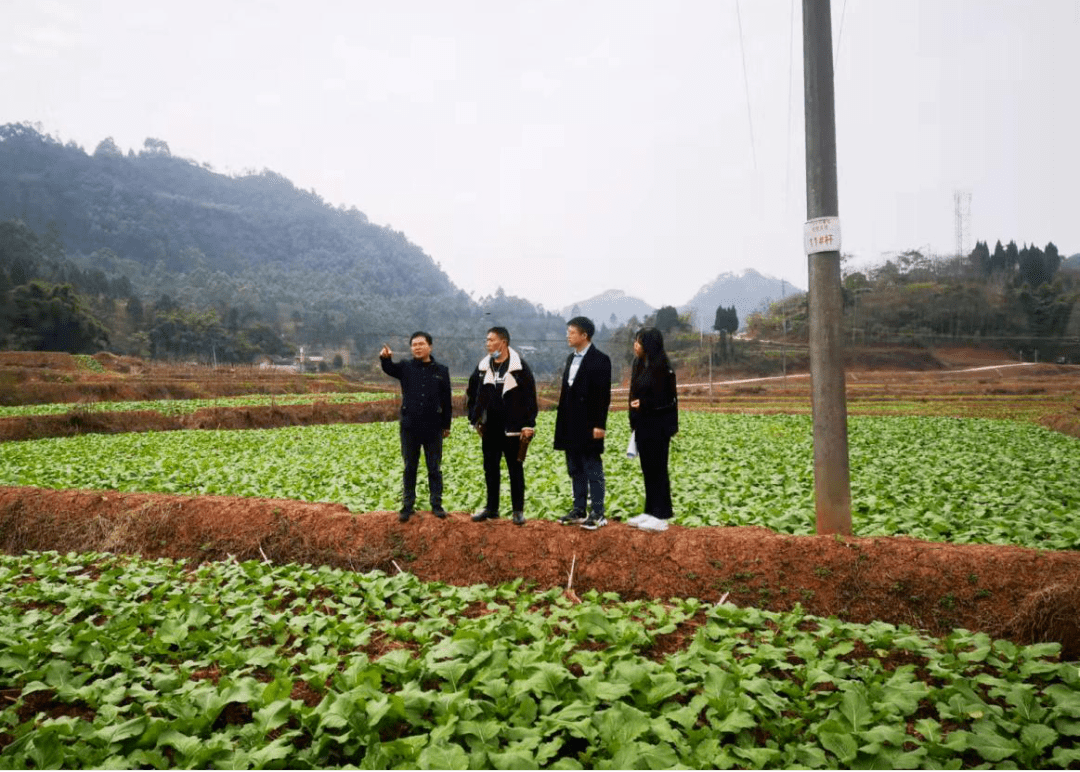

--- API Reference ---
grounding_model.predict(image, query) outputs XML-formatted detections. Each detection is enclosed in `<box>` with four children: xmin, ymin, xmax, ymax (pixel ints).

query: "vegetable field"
<box><xmin>1</xmin><ymin>412</ymin><xmax>1077</xmax><ymax>549</ymax></box>
<box><xmin>2</xmin><ymin>551</ymin><xmax>1079</xmax><ymax>769</ymax></box>
<box><xmin>1</xmin><ymin>357</ymin><xmax>1079</xmax><ymax>769</ymax></box>
<box><xmin>0</xmin><ymin>392</ymin><xmax>393</xmax><ymax>418</ymax></box>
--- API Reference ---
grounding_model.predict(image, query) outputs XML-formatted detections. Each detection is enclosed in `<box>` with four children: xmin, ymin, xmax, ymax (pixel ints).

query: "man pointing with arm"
<box><xmin>380</xmin><ymin>332</ymin><xmax>452</xmax><ymax>522</ymax></box>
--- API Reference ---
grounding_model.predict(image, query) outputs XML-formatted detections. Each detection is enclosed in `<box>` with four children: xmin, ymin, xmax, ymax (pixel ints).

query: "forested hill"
<box><xmin>0</xmin><ymin>123</ymin><xmax>568</xmax><ymax>371</ymax></box>
<box><xmin>0</xmin><ymin>123</ymin><xmax>457</xmax><ymax>302</ymax></box>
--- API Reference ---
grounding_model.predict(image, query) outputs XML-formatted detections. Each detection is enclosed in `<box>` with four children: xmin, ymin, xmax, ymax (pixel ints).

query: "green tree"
<box><xmin>0</xmin><ymin>271</ymin><xmax>11</xmax><ymax>338</ymax></box>
<box><xmin>7</xmin><ymin>281</ymin><xmax>109</xmax><ymax>353</ymax></box>
<box><xmin>1045</xmin><ymin>242</ymin><xmax>1062</xmax><ymax>279</ymax></box>
<box><xmin>126</xmin><ymin>296</ymin><xmax>144</xmax><ymax>324</ymax></box>
<box><xmin>1016</xmin><ymin>242</ymin><xmax>1065</xmax><ymax>289</ymax></box>
<box><xmin>1005</xmin><ymin>241</ymin><xmax>1020</xmax><ymax>274</ymax></box>
<box><xmin>149</xmin><ymin>308</ymin><xmax>226</xmax><ymax>360</ymax></box>
<box><xmin>152</xmin><ymin>294</ymin><xmax>179</xmax><ymax>315</ymax></box>
<box><xmin>140</xmin><ymin>137</ymin><xmax>171</xmax><ymax>157</ymax></box>
<box><xmin>93</xmin><ymin>137</ymin><xmax>123</xmax><ymax>158</ymax></box>
<box><xmin>655</xmin><ymin>305</ymin><xmax>680</xmax><ymax>332</ymax></box>
<box><xmin>110</xmin><ymin>274</ymin><xmax>134</xmax><ymax>298</ymax></box>
<box><xmin>0</xmin><ymin>219</ymin><xmax>43</xmax><ymax>283</ymax></box>
<box><xmin>989</xmin><ymin>240</ymin><xmax>1008</xmax><ymax>274</ymax></box>
<box><xmin>713</xmin><ymin>304</ymin><xmax>739</xmax><ymax>333</ymax></box>
<box><xmin>1018</xmin><ymin>281</ymin><xmax>1076</xmax><ymax>338</ymax></box>
<box><xmin>41</xmin><ymin>220</ymin><xmax>66</xmax><ymax>263</ymax></box>
<box><xmin>242</xmin><ymin>323</ymin><xmax>292</xmax><ymax>358</ymax></box>
<box><xmin>969</xmin><ymin>240</ymin><xmax>991</xmax><ymax>277</ymax></box>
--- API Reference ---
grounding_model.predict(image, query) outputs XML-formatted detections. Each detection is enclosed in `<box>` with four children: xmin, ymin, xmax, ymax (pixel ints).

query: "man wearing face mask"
<box><xmin>466</xmin><ymin>326</ymin><xmax>538</xmax><ymax>526</ymax></box>
<box><xmin>380</xmin><ymin>332</ymin><xmax>453</xmax><ymax>523</ymax></box>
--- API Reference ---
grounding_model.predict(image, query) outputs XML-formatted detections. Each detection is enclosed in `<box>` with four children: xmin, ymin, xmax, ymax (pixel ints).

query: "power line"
<box><xmin>954</xmin><ymin>189</ymin><xmax>972</xmax><ymax>263</ymax></box>
<box><xmin>785</xmin><ymin>0</ymin><xmax>796</xmax><ymax>211</ymax></box>
<box><xmin>735</xmin><ymin>0</ymin><xmax>757</xmax><ymax>170</ymax></box>
<box><xmin>834</xmin><ymin>0</ymin><xmax>850</xmax><ymax>64</ymax></box>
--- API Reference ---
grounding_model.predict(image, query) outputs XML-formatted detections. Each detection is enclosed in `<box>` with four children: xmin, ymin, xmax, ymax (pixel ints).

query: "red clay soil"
<box><xmin>0</xmin><ymin>399</ymin><xmax>410</xmax><ymax>442</ymax></box>
<box><xmin>0</xmin><ymin>351</ymin><xmax>381</xmax><ymax>406</ymax></box>
<box><xmin>2</xmin><ymin>486</ymin><xmax>1078</xmax><ymax>659</ymax></box>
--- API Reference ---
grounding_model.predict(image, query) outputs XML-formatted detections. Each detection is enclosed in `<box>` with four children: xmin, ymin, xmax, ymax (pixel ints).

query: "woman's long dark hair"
<box><xmin>632</xmin><ymin>327</ymin><xmax>671</xmax><ymax>380</ymax></box>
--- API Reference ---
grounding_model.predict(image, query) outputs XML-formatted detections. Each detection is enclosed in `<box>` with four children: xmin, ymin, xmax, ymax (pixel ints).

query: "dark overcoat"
<box><xmin>553</xmin><ymin>345</ymin><xmax>612</xmax><ymax>454</ymax></box>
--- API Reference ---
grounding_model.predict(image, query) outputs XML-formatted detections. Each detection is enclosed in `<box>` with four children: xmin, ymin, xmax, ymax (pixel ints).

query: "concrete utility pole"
<box><xmin>803</xmin><ymin>0</ymin><xmax>852</xmax><ymax>535</ymax></box>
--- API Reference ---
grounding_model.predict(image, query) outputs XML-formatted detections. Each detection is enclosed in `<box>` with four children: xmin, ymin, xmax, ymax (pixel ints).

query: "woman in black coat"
<box><xmin>628</xmin><ymin>327</ymin><xmax>678</xmax><ymax>522</ymax></box>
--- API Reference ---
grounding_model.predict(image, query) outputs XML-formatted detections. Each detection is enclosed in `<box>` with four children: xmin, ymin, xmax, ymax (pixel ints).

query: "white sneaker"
<box><xmin>627</xmin><ymin>514</ymin><xmax>650</xmax><ymax>527</ymax></box>
<box><xmin>638</xmin><ymin>515</ymin><xmax>669</xmax><ymax>532</ymax></box>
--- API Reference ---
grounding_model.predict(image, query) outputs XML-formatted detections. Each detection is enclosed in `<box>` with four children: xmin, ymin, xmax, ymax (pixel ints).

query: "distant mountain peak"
<box><xmin>560</xmin><ymin>290</ymin><xmax>654</xmax><ymax>327</ymax></box>
<box><xmin>571</xmin><ymin>289</ymin><xmax>627</xmax><ymax>302</ymax></box>
<box><xmin>680</xmin><ymin>270</ymin><xmax>804</xmax><ymax>332</ymax></box>
<box><xmin>703</xmin><ymin>267</ymin><xmax>773</xmax><ymax>285</ymax></box>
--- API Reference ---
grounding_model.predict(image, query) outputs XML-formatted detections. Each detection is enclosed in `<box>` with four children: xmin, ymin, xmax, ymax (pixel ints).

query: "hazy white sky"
<box><xmin>3</xmin><ymin>0</ymin><xmax>1078</xmax><ymax>310</ymax></box>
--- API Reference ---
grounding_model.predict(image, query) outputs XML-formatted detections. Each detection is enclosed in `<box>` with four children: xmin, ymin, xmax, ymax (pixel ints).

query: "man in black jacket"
<box><xmin>380</xmin><ymin>332</ymin><xmax>453</xmax><ymax>522</ymax></box>
<box><xmin>554</xmin><ymin>316</ymin><xmax>612</xmax><ymax>530</ymax></box>
<box><xmin>466</xmin><ymin>326</ymin><xmax>538</xmax><ymax>526</ymax></box>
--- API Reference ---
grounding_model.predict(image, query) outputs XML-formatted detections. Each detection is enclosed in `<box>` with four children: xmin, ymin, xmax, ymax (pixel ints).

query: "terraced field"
<box><xmin>0</xmin><ymin>349</ymin><xmax>1078</xmax><ymax>768</ymax></box>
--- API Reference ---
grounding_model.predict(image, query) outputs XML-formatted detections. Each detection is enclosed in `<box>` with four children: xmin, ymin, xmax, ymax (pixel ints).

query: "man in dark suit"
<box><xmin>380</xmin><ymin>332</ymin><xmax>453</xmax><ymax>523</ymax></box>
<box><xmin>553</xmin><ymin>316</ymin><xmax>612</xmax><ymax>530</ymax></box>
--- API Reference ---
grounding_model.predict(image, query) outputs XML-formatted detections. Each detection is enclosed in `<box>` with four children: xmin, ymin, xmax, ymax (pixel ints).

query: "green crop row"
<box><xmin>72</xmin><ymin>355</ymin><xmax>106</xmax><ymax>373</ymax></box>
<box><xmin>1</xmin><ymin>551</ymin><xmax>1077</xmax><ymax>769</ymax></box>
<box><xmin>0</xmin><ymin>413</ymin><xmax>1077</xmax><ymax>549</ymax></box>
<box><xmin>0</xmin><ymin>392</ymin><xmax>393</xmax><ymax>418</ymax></box>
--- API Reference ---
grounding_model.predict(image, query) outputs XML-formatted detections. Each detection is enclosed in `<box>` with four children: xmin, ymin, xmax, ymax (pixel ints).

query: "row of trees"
<box><xmin>641</xmin><ymin>304</ymin><xmax>738</xmax><ymax>336</ymax></box>
<box><xmin>970</xmin><ymin>240</ymin><xmax>1063</xmax><ymax>288</ymax></box>
<box><xmin>747</xmin><ymin>241</ymin><xmax>1079</xmax><ymax>359</ymax></box>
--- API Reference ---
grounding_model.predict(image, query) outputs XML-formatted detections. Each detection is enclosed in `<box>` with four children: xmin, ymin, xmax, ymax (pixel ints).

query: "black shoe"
<box><xmin>558</xmin><ymin>509</ymin><xmax>587</xmax><ymax>526</ymax></box>
<box><xmin>398</xmin><ymin>507</ymin><xmax>414</xmax><ymax>523</ymax></box>
<box><xmin>432</xmin><ymin>505</ymin><xmax>447</xmax><ymax>519</ymax></box>
<box><xmin>581</xmin><ymin>513</ymin><xmax>608</xmax><ymax>530</ymax></box>
<box><xmin>512</xmin><ymin>511</ymin><xmax>525</xmax><ymax>526</ymax></box>
<box><xmin>471</xmin><ymin>509</ymin><xmax>498</xmax><ymax>522</ymax></box>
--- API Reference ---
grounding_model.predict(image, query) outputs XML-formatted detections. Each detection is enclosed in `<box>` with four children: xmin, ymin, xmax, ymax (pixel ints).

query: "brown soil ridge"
<box><xmin>0</xmin><ymin>397</ymin><xmax>470</xmax><ymax>443</ymax></box>
<box><xmin>2</xmin><ymin>486</ymin><xmax>1077</xmax><ymax>658</ymax></box>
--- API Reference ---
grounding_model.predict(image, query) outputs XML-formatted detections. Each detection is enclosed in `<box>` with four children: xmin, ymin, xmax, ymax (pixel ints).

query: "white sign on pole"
<box><xmin>804</xmin><ymin>217</ymin><xmax>841</xmax><ymax>254</ymax></box>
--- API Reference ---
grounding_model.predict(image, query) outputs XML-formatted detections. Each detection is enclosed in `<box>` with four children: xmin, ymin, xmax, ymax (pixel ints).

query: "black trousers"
<box><xmin>481</xmin><ymin>428</ymin><xmax>524</xmax><ymax>514</ymax></box>
<box><xmin>638</xmin><ymin>434</ymin><xmax>673</xmax><ymax>518</ymax></box>
<box><xmin>400</xmin><ymin>426</ymin><xmax>443</xmax><ymax>509</ymax></box>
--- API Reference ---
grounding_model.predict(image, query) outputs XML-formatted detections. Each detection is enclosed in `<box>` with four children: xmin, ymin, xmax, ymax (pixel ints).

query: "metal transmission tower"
<box><xmin>954</xmin><ymin>190</ymin><xmax>971</xmax><ymax>264</ymax></box>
